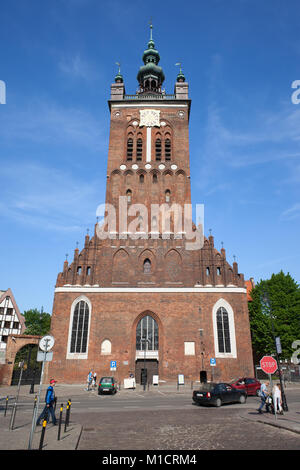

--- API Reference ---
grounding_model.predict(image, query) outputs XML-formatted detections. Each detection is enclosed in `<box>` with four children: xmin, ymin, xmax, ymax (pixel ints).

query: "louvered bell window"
<box><xmin>165</xmin><ymin>138</ymin><xmax>171</xmax><ymax>160</ymax></box>
<box><xmin>127</xmin><ymin>138</ymin><xmax>133</xmax><ymax>161</ymax></box>
<box><xmin>136</xmin><ymin>138</ymin><xmax>143</xmax><ymax>161</ymax></box>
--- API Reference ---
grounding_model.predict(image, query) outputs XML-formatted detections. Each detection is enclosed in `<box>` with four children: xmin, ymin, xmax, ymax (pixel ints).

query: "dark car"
<box><xmin>192</xmin><ymin>382</ymin><xmax>247</xmax><ymax>407</ymax></box>
<box><xmin>98</xmin><ymin>376</ymin><xmax>117</xmax><ymax>395</ymax></box>
<box><xmin>230</xmin><ymin>377</ymin><xmax>261</xmax><ymax>396</ymax></box>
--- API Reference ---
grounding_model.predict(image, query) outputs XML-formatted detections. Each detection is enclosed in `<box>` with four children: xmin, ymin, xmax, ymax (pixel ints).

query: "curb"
<box><xmin>240</xmin><ymin>413</ymin><xmax>300</xmax><ymax>436</ymax></box>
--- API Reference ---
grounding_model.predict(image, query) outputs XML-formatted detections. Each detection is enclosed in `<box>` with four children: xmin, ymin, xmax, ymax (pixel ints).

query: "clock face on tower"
<box><xmin>139</xmin><ymin>109</ymin><xmax>160</xmax><ymax>127</ymax></box>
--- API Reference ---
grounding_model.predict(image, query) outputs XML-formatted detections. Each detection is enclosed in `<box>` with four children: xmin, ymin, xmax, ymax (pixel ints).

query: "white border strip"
<box><xmin>146</xmin><ymin>127</ymin><xmax>151</xmax><ymax>162</ymax></box>
<box><xmin>111</xmin><ymin>104</ymin><xmax>188</xmax><ymax>108</ymax></box>
<box><xmin>55</xmin><ymin>286</ymin><xmax>246</xmax><ymax>294</ymax></box>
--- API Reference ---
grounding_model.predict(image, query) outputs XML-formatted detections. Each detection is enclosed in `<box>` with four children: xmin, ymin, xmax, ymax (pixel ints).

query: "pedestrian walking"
<box><xmin>273</xmin><ymin>383</ymin><xmax>283</xmax><ymax>415</ymax></box>
<box><xmin>86</xmin><ymin>370</ymin><xmax>93</xmax><ymax>391</ymax></box>
<box><xmin>93</xmin><ymin>371</ymin><xmax>97</xmax><ymax>389</ymax></box>
<box><xmin>257</xmin><ymin>380</ymin><xmax>269</xmax><ymax>414</ymax></box>
<box><xmin>36</xmin><ymin>379</ymin><xmax>57</xmax><ymax>425</ymax></box>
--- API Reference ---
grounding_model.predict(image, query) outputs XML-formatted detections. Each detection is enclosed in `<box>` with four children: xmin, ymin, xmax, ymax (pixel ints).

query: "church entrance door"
<box><xmin>135</xmin><ymin>359</ymin><xmax>158</xmax><ymax>385</ymax></box>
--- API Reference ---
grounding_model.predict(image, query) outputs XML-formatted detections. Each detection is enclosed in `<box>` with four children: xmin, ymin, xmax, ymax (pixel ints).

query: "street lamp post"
<box><xmin>262</xmin><ymin>290</ymin><xmax>288</xmax><ymax>412</ymax></box>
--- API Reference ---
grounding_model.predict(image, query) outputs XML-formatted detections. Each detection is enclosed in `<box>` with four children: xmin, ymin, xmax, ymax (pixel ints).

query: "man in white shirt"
<box><xmin>258</xmin><ymin>381</ymin><xmax>269</xmax><ymax>414</ymax></box>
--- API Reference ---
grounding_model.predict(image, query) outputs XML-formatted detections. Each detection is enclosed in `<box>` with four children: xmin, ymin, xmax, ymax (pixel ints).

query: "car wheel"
<box><xmin>239</xmin><ymin>395</ymin><xmax>246</xmax><ymax>404</ymax></box>
<box><xmin>215</xmin><ymin>398</ymin><xmax>222</xmax><ymax>407</ymax></box>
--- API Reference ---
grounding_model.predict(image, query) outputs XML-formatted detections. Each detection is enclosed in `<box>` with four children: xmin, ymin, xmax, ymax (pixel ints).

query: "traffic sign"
<box><xmin>110</xmin><ymin>360</ymin><xmax>117</xmax><ymax>371</ymax></box>
<box><xmin>37</xmin><ymin>351</ymin><xmax>53</xmax><ymax>362</ymax></box>
<box><xmin>210</xmin><ymin>358</ymin><xmax>216</xmax><ymax>367</ymax></box>
<box><xmin>260</xmin><ymin>356</ymin><xmax>278</xmax><ymax>374</ymax></box>
<box><xmin>39</xmin><ymin>335</ymin><xmax>55</xmax><ymax>352</ymax></box>
<box><xmin>275</xmin><ymin>337</ymin><xmax>282</xmax><ymax>354</ymax></box>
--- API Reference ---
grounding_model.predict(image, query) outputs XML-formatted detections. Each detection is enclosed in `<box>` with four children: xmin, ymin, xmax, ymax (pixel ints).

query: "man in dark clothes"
<box><xmin>36</xmin><ymin>379</ymin><xmax>57</xmax><ymax>425</ymax></box>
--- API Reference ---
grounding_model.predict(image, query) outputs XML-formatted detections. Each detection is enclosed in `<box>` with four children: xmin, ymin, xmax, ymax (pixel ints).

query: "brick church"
<box><xmin>48</xmin><ymin>27</ymin><xmax>254</xmax><ymax>385</ymax></box>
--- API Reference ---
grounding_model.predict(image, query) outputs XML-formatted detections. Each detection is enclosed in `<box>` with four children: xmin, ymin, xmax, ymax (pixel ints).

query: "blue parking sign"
<box><xmin>210</xmin><ymin>358</ymin><xmax>216</xmax><ymax>367</ymax></box>
<box><xmin>110</xmin><ymin>360</ymin><xmax>117</xmax><ymax>370</ymax></box>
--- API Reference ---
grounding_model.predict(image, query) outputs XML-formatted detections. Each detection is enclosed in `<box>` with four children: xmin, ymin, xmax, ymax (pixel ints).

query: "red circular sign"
<box><xmin>260</xmin><ymin>356</ymin><xmax>278</xmax><ymax>374</ymax></box>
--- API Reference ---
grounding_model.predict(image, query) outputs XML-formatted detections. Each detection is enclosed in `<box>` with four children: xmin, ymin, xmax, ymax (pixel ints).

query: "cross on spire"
<box><xmin>175</xmin><ymin>62</ymin><xmax>183</xmax><ymax>74</ymax></box>
<box><xmin>149</xmin><ymin>18</ymin><xmax>153</xmax><ymax>40</ymax></box>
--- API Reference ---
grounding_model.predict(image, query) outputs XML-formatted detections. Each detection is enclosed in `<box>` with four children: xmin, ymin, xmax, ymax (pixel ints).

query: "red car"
<box><xmin>230</xmin><ymin>378</ymin><xmax>261</xmax><ymax>396</ymax></box>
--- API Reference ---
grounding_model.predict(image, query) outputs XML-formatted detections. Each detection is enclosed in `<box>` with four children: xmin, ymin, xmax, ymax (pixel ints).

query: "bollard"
<box><xmin>4</xmin><ymin>396</ymin><xmax>9</xmax><ymax>417</ymax></box>
<box><xmin>39</xmin><ymin>416</ymin><xmax>48</xmax><ymax>450</ymax></box>
<box><xmin>57</xmin><ymin>404</ymin><xmax>63</xmax><ymax>441</ymax></box>
<box><xmin>64</xmin><ymin>401</ymin><xmax>70</xmax><ymax>432</ymax></box>
<box><xmin>66</xmin><ymin>399</ymin><xmax>71</xmax><ymax>426</ymax></box>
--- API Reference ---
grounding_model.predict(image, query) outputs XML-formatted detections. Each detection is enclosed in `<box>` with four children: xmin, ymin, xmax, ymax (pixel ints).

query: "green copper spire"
<box><xmin>114</xmin><ymin>62</ymin><xmax>123</xmax><ymax>83</ymax></box>
<box><xmin>175</xmin><ymin>62</ymin><xmax>186</xmax><ymax>82</ymax></box>
<box><xmin>137</xmin><ymin>22</ymin><xmax>165</xmax><ymax>93</ymax></box>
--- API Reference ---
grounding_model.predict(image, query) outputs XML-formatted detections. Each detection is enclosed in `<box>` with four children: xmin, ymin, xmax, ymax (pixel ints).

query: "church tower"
<box><xmin>48</xmin><ymin>27</ymin><xmax>254</xmax><ymax>384</ymax></box>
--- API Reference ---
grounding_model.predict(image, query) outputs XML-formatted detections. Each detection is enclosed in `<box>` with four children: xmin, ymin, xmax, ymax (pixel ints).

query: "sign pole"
<box><xmin>28</xmin><ymin>335</ymin><xmax>54</xmax><ymax>450</ymax></box>
<box><xmin>28</xmin><ymin>344</ymin><xmax>47</xmax><ymax>449</ymax></box>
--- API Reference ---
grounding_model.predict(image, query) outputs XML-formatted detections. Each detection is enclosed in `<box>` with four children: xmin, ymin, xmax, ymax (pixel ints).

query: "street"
<box><xmin>1</xmin><ymin>384</ymin><xmax>300</xmax><ymax>451</ymax></box>
<box><xmin>72</xmin><ymin>387</ymin><xmax>300</xmax><ymax>450</ymax></box>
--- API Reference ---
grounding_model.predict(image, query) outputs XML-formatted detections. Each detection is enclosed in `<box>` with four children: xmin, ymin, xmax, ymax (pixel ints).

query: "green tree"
<box><xmin>249</xmin><ymin>271</ymin><xmax>300</xmax><ymax>363</ymax></box>
<box><xmin>23</xmin><ymin>308</ymin><xmax>51</xmax><ymax>336</ymax></box>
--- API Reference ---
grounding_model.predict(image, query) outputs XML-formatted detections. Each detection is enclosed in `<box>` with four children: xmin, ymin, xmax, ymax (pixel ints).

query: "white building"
<box><xmin>0</xmin><ymin>288</ymin><xmax>25</xmax><ymax>362</ymax></box>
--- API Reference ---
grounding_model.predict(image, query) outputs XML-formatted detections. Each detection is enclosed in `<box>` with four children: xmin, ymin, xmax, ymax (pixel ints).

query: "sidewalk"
<box><xmin>0</xmin><ymin>383</ymin><xmax>83</xmax><ymax>450</ymax></box>
<box><xmin>0</xmin><ymin>382</ymin><xmax>299</xmax><ymax>450</ymax></box>
<box><xmin>240</xmin><ymin>388</ymin><xmax>300</xmax><ymax>435</ymax></box>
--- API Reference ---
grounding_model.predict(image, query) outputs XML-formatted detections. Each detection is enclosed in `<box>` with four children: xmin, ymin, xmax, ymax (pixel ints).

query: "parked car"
<box><xmin>230</xmin><ymin>377</ymin><xmax>261</xmax><ymax>396</ymax></box>
<box><xmin>98</xmin><ymin>376</ymin><xmax>117</xmax><ymax>395</ymax></box>
<box><xmin>192</xmin><ymin>382</ymin><xmax>247</xmax><ymax>407</ymax></box>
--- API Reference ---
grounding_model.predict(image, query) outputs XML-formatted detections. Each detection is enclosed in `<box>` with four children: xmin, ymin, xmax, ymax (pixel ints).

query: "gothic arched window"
<box><xmin>143</xmin><ymin>258</ymin><xmax>151</xmax><ymax>274</ymax></box>
<box><xmin>126</xmin><ymin>137</ymin><xmax>133</xmax><ymax>161</ymax></box>
<box><xmin>136</xmin><ymin>315</ymin><xmax>158</xmax><ymax>351</ymax></box>
<box><xmin>126</xmin><ymin>189</ymin><xmax>132</xmax><ymax>203</ymax></box>
<box><xmin>216</xmin><ymin>307</ymin><xmax>231</xmax><ymax>353</ymax></box>
<box><xmin>165</xmin><ymin>189</ymin><xmax>171</xmax><ymax>203</ymax></box>
<box><xmin>70</xmin><ymin>300</ymin><xmax>90</xmax><ymax>354</ymax></box>
<box><xmin>155</xmin><ymin>139</ymin><xmax>161</xmax><ymax>161</ymax></box>
<box><xmin>165</xmin><ymin>138</ymin><xmax>171</xmax><ymax>160</ymax></box>
<box><xmin>136</xmin><ymin>138</ymin><xmax>143</xmax><ymax>161</ymax></box>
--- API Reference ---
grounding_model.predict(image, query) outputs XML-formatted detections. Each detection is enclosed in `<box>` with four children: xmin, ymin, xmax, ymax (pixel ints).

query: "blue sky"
<box><xmin>0</xmin><ymin>0</ymin><xmax>300</xmax><ymax>314</ymax></box>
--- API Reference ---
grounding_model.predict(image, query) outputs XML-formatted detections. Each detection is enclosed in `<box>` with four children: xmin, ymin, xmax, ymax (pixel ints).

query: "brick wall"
<box><xmin>47</xmin><ymin>290</ymin><xmax>254</xmax><ymax>384</ymax></box>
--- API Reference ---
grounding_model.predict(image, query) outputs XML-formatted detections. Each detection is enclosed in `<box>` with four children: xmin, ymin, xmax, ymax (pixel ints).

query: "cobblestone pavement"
<box><xmin>1</xmin><ymin>382</ymin><xmax>299</xmax><ymax>451</ymax></box>
<box><xmin>76</xmin><ymin>407</ymin><xmax>300</xmax><ymax>451</ymax></box>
